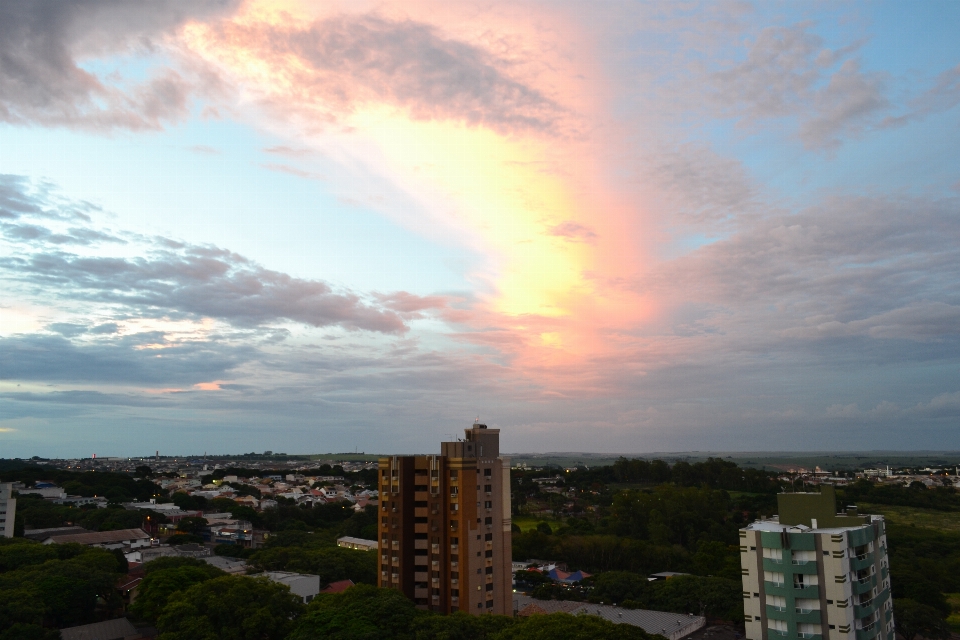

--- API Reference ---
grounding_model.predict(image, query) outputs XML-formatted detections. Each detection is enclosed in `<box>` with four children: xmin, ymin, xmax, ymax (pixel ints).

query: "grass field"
<box><xmin>513</xmin><ymin>515</ymin><xmax>561</xmax><ymax>532</ymax></box>
<box><xmin>859</xmin><ymin>503</ymin><xmax>960</xmax><ymax>532</ymax></box>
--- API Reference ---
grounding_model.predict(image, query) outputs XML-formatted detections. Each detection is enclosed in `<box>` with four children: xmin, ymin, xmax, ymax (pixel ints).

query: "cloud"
<box><xmin>881</xmin><ymin>63</ymin><xmax>960</xmax><ymax>129</ymax></box>
<box><xmin>375</xmin><ymin>291</ymin><xmax>448</xmax><ymax>314</ymax></box>
<box><xmin>0</xmin><ymin>0</ymin><xmax>239</xmax><ymax>131</ymax></box>
<box><xmin>0</xmin><ymin>332</ymin><xmax>250</xmax><ymax>385</ymax></box>
<box><xmin>195</xmin><ymin>13</ymin><xmax>563</xmax><ymax>133</ymax></box>
<box><xmin>711</xmin><ymin>23</ymin><xmax>888</xmax><ymax>148</ymax></box>
<box><xmin>0</xmin><ymin>175</ymin><xmax>411</xmax><ymax>333</ymax></box>
<box><xmin>548</xmin><ymin>221</ymin><xmax>597</xmax><ymax>243</ymax></box>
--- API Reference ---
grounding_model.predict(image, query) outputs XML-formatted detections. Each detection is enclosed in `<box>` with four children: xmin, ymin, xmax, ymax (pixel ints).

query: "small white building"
<box><xmin>264</xmin><ymin>571</ymin><xmax>321</xmax><ymax>603</ymax></box>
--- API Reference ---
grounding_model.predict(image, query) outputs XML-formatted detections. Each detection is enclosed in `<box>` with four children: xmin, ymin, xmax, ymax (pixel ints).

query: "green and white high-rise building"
<box><xmin>740</xmin><ymin>486</ymin><xmax>893</xmax><ymax>640</ymax></box>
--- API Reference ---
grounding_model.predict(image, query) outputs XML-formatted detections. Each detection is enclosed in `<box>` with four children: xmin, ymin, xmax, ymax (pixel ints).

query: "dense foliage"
<box><xmin>286</xmin><ymin>584</ymin><xmax>657</xmax><ymax>640</ymax></box>
<box><xmin>156</xmin><ymin>575</ymin><xmax>305</xmax><ymax>640</ymax></box>
<box><xmin>0</xmin><ymin>538</ymin><xmax>126</xmax><ymax>636</ymax></box>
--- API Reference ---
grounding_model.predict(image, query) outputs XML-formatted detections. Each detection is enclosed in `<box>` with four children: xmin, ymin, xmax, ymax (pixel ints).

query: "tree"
<box><xmin>649</xmin><ymin>575</ymin><xmax>743</xmax><ymax>622</ymax></box>
<box><xmin>894</xmin><ymin>599</ymin><xmax>950</xmax><ymax>640</ymax></box>
<box><xmin>249</xmin><ymin>546</ymin><xmax>377</xmax><ymax>586</ymax></box>
<box><xmin>496</xmin><ymin>612</ymin><xmax>654</xmax><ymax>639</ymax></box>
<box><xmin>411</xmin><ymin>611</ymin><xmax>515</xmax><ymax>639</ymax></box>
<box><xmin>156</xmin><ymin>575</ymin><xmax>304</xmax><ymax>640</ymax></box>
<box><xmin>588</xmin><ymin>571</ymin><xmax>650</xmax><ymax>606</ymax></box>
<box><xmin>131</xmin><ymin>563</ymin><xmax>226</xmax><ymax>621</ymax></box>
<box><xmin>287</xmin><ymin>584</ymin><xmax>420</xmax><ymax>640</ymax></box>
<box><xmin>175</xmin><ymin>516</ymin><xmax>208</xmax><ymax>536</ymax></box>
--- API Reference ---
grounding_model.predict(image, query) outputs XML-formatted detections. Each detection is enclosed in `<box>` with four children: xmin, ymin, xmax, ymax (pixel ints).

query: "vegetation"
<box><xmin>0</xmin><ymin>538</ymin><xmax>126</xmax><ymax>636</ymax></box>
<box><xmin>286</xmin><ymin>584</ymin><xmax>657</xmax><ymax>640</ymax></box>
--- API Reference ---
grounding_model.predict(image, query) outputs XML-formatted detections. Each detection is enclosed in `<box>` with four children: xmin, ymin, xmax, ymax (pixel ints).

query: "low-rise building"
<box><xmin>43</xmin><ymin>528</ymin><xmax>151</xmax><ymax>551</ymax></box>
<box><xmin>60</xmin><ymin>617</ymin><xmax>142</xmax><ymax>640</ymax></box>
<box><xmin>263</xmin><ymin>571</ymin><xmax>321</xmax><ymax>603</ymax></box>
<box><xmin>337</xmin><ymin>536</ymin><xmax>377</xmax><ymax>551</ymax></box>
<box><xmin>513</xmin><ymin>594</ymin><xmax>705</xmax><ymax>640</ymax></box>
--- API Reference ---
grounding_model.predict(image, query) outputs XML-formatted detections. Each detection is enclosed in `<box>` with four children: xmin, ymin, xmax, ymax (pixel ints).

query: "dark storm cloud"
<box><xmin>0</xmin><ymin>0</ymin><xmax>238</xmax><ymax>130</ymax></box>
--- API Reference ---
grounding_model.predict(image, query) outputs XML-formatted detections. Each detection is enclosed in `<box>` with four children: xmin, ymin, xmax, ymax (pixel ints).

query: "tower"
<box><xmin>378</xmin><ymin>423</ymin><xmax>513</xmax><ymax>614</ymax></box>
<box><xmin>740</xmin><ymin>486</ymin><xmax>893</xmax><ymax>640</ymax></box>
<box><xmin>0</xmin><ymin>483</ymin><xmax>17</xmax><ymax>538</ymax></box>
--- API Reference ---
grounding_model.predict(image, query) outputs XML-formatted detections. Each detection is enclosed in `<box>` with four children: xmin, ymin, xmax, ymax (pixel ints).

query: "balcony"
<box><xmin>851</xmin><ymin>554</ymin><xmax>875</xmax><ymax>572</ymax></box>
<box><xmin>852</xmin><ymin>576</ymin><xmax>876</xmax><ymax>595</ymax></box>
<box><xmin>855</xmin><ymin>625</ymin><xmax>880</xmax><ymax>640</ymax></box>
<box><xmin>765</xmin><ymin>606</ymin><xmax>821</xmax><ymax>624</ymax></box>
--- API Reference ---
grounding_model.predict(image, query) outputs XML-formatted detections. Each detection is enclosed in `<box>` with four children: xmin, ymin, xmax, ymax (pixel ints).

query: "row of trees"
<box><xmin>134</xmin><ymin>563</ymin><xmax>657</xmax><ymax>640</ymax></box>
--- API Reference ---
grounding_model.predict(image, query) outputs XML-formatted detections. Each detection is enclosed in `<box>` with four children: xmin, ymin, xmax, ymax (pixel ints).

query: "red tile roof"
<box><xmin>320</xmin><ymin>579</ymin><xmax>355</xmax><ymax>593</ymax></box>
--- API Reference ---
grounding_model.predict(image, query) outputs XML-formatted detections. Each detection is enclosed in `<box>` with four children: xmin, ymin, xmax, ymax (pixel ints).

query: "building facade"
<box><xmin>378</xmin><ymin>423</ymin><xmax>512</xmax><ymax>614</ymax></box>
<box><xmin>740</xmin><ymin>486</ymin><xmax>893</xmax><ymax>640</ymax></box>
<box><xmin>0</xmin><ymin>483</ymin><xmax>16</xmax><ymax>538</ymax></box>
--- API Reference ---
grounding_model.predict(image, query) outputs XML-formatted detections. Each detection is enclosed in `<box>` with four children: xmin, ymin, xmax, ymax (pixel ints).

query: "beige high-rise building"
<box><xmin>378</xmin><ymin>423</ymin><xmax>512</xmax><ymax>614</ymax></box>
<box><xmin>0</xmin><ymin>483</ymin><xmax>16</xmax><ymax>538</ymax></box>
<box><xmin>740</xmin><ymin>486</ymin><xmax>893</xmax><ymax>640</ymax></box>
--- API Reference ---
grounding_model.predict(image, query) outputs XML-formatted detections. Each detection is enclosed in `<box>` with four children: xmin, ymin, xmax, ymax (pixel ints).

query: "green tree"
<box><xmin>894</xmin><ymin>599</ymin><xmax>951</xmax><ymax>640</ymax></box>
<box><xmin>249</xmin><ymin>546</ymin><xmax>377</xmax><ymax>586</ymax></box>
<box><xmin>649</xmin><ymin>575</ymin><xmax>743</xmax><ymax>621</ymax></box>
<box><xmin>176</xmin><ymin>516</ymin><xmax>208</xmax><ymax>535</ymax></box>
<box><xmin>588</xmin><ymin>571</ymin><xmax>650</xmax><ymax>606</ymax></box>
<box><xmin>411</xmin><ymin>611</ymin><xmax>515</xmax><ymax>639</ymax></box>
<box><xmin>287</xmin><ymin>584</ymin><xmax>420</xmax><ymax>640</ymax></box>
<box><xmin>156</xmin><ymin>575</ymin><xmax>304</xmax><ymax>640</ymax></box>
<box><xmin>131</xmin><ymin>562</ymin><xmax>226</xmax><ymax>621</ymax></box>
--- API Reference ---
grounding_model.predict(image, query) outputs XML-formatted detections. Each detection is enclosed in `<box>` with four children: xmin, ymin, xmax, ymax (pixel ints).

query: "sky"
<box><xmin>1</xmin><ymin>0</ymin><xmax>959</xmax><ymax>457</ymax></box>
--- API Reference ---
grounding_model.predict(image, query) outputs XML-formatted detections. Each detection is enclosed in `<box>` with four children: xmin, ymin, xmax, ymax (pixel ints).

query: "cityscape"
<box><xmin>2</xmin><ymin>0</ymin><xmax>960</xmax><ymax>639</ymax></box>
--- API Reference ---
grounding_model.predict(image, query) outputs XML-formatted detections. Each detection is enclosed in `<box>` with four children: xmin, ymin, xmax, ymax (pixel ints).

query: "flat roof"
<box><xmin>744</xmin><ymin>515</ymin><xmax>881</xmax><ymax>534</ymax></box>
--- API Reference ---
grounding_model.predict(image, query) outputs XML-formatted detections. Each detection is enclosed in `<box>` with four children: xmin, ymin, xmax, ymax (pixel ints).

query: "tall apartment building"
<box><xmin>0</xmin><ymin>483</ymin><xmax>16</xmax><ymax>538</ymax></box>
<box><xmin>378</xmin><ymin>423</ymin><xmax>512</xmax><ymax>614</ymax></box>
<box><xmin>740</xmin><ymin>486</ymin><xmax>893</xmax><ymax>640</ymax></box>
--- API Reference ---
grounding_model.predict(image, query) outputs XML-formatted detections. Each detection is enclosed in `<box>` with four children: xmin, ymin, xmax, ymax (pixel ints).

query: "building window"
<box><xmin>484</xmin><ymin>469</ymin><xmax>492</xmax><ymax>477</ymax></box>
<box><xmin>485</xmin><ymin>533</ymin><xmax>493</xmax><ymax>541</ymax></box>
<box><xmin>484</xmin><ymin>485</ymin><xmax>492</xmax><ymax>492</ymax></box>
<box><xmin>484</xmin><ymin>501</ymin><xmax>492</xmax><ymax>509</ymax></box>
<box><xmin>485</xmin><ymin>517</ymin><xmax>492</xmax><ymax>525</ymax></box>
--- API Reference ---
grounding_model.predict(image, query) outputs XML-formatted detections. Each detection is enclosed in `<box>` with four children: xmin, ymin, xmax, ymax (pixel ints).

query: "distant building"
<box><xmin>740</xmin><ymin>486</ymin><xmax>893</xmax><ymax>640</ymax></box>
<box><xmin>320</xmin><ymin>579</ymin><xmax>355</xmax><ymax>593</ymax></box>
<box><xmin>43</xmin><ymin>528</ymin><xmax>151</xmax><ymax>551</ymax></box>
<box><xmin>202</xmin><ymin>555</ymin><xmax>248</xmax><ymax>574</ymax></box>
<box><xmin>379</xmin><ymin>422</ymin><xmax>512</xmax><ymax>615</ymax></box>
<box><xmin>648</xmin><ymin>571</ymin><xmax>689</xmax><ymax>581</ymax></box>
<box><xmin>263</xmin><ymin>571</ymin><xmax>320</xmax><ymax>603</ymax></box>
<box><xmin>23</xmin><ymin>526</ymin><xmax>89</xmax><ymax>541</ymax></box>
<box><xmin>337</xmin><ymin>536</ymin><xmax>377</xmax><ymax>551</ymax></box>
<box><xmin>513</xmin><ymin>594</ymin><xmax>704</xmax><ymax>640</ymax></box>
<box><xmin>0</xmin><ymin>483</ymin><xmax>15</xmax><ymax>538</ymax></box>
<box><xmin>59</xmin><ymin>617</ymin><xmax>142</xmax><ymax>640</ymax></box>
<box><xmin>18</xmin><ymin>485</ymin><xmax>66</xmax><ymax>499</ymax></box>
